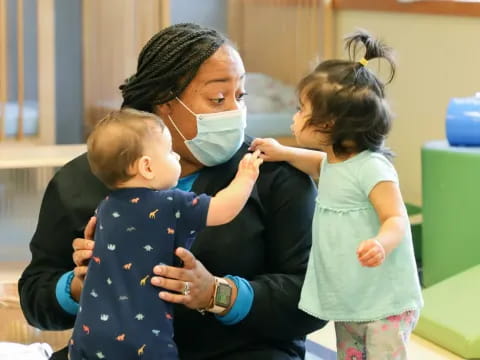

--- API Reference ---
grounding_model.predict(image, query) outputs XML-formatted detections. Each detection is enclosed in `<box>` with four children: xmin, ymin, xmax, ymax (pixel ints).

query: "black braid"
<box><xmin>120</xmin><ymin>23</ymin><xmax>227</xmax><ymax>113</ymax></box>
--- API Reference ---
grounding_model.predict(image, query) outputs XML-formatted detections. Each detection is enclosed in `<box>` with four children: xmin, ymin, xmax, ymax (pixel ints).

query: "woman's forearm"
<box><xmin>70</xmin><ymin>275</ymin><xmax>83</xmax><ymax>302</ymax></box>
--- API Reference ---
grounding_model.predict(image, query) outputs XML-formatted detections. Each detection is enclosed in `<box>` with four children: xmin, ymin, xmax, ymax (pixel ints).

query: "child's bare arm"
<box><xmin>357</xmin><ymin>181</ymin><xmax>409</xmax><ymax>267</ymax></box>
<box><xmin>206</xmin><ymin>150</ymin><xmax>263</xmax><ymax>226</ymax></box>
<box><xmin>249</xmin><ymin>138</ymin><xmax>325</xmax><ymax>180</ymax></box>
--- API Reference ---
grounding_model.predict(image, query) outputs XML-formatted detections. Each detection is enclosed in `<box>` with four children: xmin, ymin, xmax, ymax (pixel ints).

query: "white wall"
<box><xmin>335</xmin><ymin>10</ymin><xmax>480</xmax><ymax>205</ymax></box>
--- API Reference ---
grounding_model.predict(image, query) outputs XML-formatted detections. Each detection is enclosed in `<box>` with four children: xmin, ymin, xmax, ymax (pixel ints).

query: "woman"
<box><xmin>19</xmin><ymin>23</ymin><xmax>326</xmax><ymax>360</ymax></box>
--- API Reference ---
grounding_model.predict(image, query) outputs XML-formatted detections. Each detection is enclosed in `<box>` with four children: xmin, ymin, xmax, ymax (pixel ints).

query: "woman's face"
<box><xmin>157</xmin><ymin>45</ymin><xmax>247</xmax><ymax>174</ymax></box>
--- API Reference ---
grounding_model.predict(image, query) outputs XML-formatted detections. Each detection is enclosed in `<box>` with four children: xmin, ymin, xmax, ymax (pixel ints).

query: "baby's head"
<box><xmin>87</xmin><ymin>108</ymin><xmax>181</xmax><ymax>190</ymax></box>
<box><xmin>294</xmin><ymin>29</ymin><xmax>396</xmax><ymax>157</ymax></box>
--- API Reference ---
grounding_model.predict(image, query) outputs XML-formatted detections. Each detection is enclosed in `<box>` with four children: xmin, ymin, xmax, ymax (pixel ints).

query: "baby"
<box><xmin>69</xmin><ymin>108</ymin><xmax>262</xmax><ymax>360</ymax></box>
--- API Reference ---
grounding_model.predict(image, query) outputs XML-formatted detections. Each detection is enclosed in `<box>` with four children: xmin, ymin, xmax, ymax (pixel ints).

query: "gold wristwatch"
<box><xmin>197</xmin><ymin>277</ymin><xmax>232</xmax><ymax>315</ymax></box>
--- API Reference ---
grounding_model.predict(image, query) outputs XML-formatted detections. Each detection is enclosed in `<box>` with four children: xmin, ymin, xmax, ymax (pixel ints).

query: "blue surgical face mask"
<box><xmin>167</xmin><ymin>97</ymin><xmax>246</xmax><ymax>167</ymax></box>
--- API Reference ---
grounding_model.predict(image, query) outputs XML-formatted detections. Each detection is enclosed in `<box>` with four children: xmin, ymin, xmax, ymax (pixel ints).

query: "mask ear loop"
<box><xmin>167</xmin><ymin>114</ymin><xmax>188</xmax><ymax>142</ymax></box>
<box><xmin>175</xmin><ymin>96</ymin><xmax>197</xmax><ymax>117</ymax></box>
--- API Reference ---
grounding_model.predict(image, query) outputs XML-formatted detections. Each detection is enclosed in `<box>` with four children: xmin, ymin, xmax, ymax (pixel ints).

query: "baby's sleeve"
<box><xmin>172</xmin><ymin>190</ymin><xmax>211</xmax><ymax>248</ymax></box>
<box><xmin>358</xmin><ymin>154</ymin><xmax>399</xmax><ymax>197</ymax></box>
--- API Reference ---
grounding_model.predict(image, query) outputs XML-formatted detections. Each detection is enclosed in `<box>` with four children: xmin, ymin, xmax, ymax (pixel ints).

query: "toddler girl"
<box><xmin>250</xmin><ymin>30</ymin><xmax>423</xmax><ymax>360</ymax></box>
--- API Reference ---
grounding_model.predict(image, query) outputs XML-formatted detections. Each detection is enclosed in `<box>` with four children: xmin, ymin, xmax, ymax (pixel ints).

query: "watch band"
<box><xmin>209</xmin><ymin>277</ymin><xmax>232</xmax><ymax>314</ymax></box>
<box><xmin>197</xmin><ymin>277</ymin><xmax>232</xmax><ymax>315</ymax></box>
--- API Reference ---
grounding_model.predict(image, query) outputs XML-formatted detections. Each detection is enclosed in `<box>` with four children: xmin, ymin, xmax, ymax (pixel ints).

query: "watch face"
<box><xmin>215</xmin><ymin>283</ymin><xmax>232</xmax><ymax>308</ymax></box>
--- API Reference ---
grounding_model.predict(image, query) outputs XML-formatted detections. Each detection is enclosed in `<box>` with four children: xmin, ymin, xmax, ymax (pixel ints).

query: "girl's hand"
<box><xmin>71</xmin><ymin>216</ymin><xmax>96</xmax><ymax>301</ymax></box>
<box><xmin>357</xmin><ymin>238</ymin><xmax>385</xmax><ymax>267</ymax></box>
<box><xmin>249</xmin><ymin>138</ymin><xmax>289</xmax><ymax>162</ymax></box>
<box><xmin>151</xmin><ymin>247</ymin><xmax>216</xmax><ymax>309</ymax></box>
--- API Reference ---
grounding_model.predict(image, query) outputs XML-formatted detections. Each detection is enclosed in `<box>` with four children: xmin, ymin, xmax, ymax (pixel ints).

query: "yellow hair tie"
<box><xmin>359</xmin><ymin>58</ymin><xmax>368</xmax><ymax>67</ymax></box>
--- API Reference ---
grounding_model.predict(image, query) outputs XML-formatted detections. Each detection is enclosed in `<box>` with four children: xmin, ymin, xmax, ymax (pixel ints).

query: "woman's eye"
<box><xmin>211</xmin><ymin>98</ymin><xmax>225</xmax><ymax>104</ymax></box>
<box><xmin>236</xmin><ymin>92</ymin><xmax>248</xmax><ymax>101</ymax></box>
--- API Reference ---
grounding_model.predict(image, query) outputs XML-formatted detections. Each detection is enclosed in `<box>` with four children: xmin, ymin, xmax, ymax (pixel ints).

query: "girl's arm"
<box><xmin>249</xmin><ymin>138</ymin><xmax>325</xmax><ymax>180</ymax></box>
<box><xmin>357</xmin><ymin>181</ymin><xmax>409</xmax><ymax>267</ymax></box>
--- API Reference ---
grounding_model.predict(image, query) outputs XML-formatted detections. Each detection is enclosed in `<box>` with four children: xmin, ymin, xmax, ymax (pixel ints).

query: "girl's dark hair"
<box><xmin>298</xmin><ymin>29</ymin><xmax>396</xmax><ymax>158</ymax></box>
<box><xmin>120</xmin><ymin>23</ymin><xmax>228</xmax><ymax>112</ymax></box>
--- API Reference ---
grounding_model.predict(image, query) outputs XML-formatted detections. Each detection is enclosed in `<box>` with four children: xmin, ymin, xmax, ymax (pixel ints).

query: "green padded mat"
<box><xmin>422</xmin><ymin>141</ymin><xmax>480</xmax><ymax>287</ymax></box>
<box><xmin>406</xmin><ymin>203</ymin><xmax>422</xmax><ymax>265</ymax></box>
<box><xmin>414</xmin><ymin>264</ymin><xmax>480</xmax><ymax>359</ymax></box>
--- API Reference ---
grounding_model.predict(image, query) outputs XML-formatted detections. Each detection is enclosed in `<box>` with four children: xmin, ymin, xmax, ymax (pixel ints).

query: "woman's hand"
<box><xmin>151</xmin><ymin>247</ymin><xmax>216</xmax><ymax>310</ymax></box>
<box><xmin>357</xmin><ymin>238</ymin><xmax>386</xmax><ymax>267</ymax></box>
<box><xmin>70</xmin><ymin>216</ymin><xmax>96</xmax><ymax>301</ymax></box>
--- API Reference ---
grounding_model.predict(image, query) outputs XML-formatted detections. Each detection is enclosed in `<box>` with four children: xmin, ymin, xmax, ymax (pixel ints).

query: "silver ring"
<box><xmin>182</xmin><ymin>281</ymin><xmax>191</xmax><ymax>296</ymax></box>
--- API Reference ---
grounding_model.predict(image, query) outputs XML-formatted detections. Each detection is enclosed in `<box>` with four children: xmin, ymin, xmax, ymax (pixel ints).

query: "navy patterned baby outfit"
<box><xmin>69</xmin><ymin>187</ymin><xmax>210</xmax><ymax>360</ymax></box>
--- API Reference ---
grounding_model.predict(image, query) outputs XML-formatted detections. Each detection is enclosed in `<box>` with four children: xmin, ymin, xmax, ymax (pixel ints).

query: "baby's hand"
<box><xmin>237</xmin><ymin>149</ymin><xmax>263</xmax><ymax>183</ymax></box>
<box><xmin>249</xmin><ymin>138</ymin><xmax>287</xmax><ymax>162</ymax></box>
<box><xmin>356</xmin><ymin>239</ymin><xmax>385</xmax><ymax>267</ymax></box>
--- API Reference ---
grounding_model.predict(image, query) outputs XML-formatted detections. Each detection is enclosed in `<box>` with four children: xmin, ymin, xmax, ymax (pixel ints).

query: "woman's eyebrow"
<box><xmin>204</xmin><ymin>78</ymin><xmax>230</xmax><ymax>85</ymax></box>
<box><xmin>204</xmin><ymin>73</ymin><xmax>246</xmax><ymax>86</ymax></box>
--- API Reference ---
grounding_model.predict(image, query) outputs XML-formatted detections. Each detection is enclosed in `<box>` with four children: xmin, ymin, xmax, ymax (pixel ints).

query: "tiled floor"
<box><xmin>307</xmin><ymin>321</ymin><xmax>465</xmax><ymax>360</ymax></box>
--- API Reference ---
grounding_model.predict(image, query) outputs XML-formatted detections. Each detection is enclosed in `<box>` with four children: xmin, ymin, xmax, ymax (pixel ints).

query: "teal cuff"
<box><xmin>215</xmin><ymin>275</ymin><xmax>254</xmax><ymax>325</ymax></box>
<box><xmin>55</xmin><ymin>271</ymin><xmax>79</xmax><ymax>315</ymax></box>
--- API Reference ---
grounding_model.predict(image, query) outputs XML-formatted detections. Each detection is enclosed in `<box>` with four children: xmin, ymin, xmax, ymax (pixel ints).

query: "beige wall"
<box><xmin>335</xmin><ymin>10</ymin><xmax>480</xmax><ymax>205</ymax></box>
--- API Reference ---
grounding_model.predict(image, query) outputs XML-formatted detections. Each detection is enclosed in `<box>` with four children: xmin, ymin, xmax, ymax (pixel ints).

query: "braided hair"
<box><xmin>120</xmin><ymin>23</ymin><xmax>228</xmax><ymax>112</ymax></box>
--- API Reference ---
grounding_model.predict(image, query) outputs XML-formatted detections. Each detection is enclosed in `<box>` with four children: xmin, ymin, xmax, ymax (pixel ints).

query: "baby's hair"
<box><xmin>298</xmin><ymin>29</ymin><xmax>396</xmax><ymax>158</ymax></box>
<box><xmin>87</xmin><ymin>108</ymin><xmax>166</xmax><ymax>189</ymax></box>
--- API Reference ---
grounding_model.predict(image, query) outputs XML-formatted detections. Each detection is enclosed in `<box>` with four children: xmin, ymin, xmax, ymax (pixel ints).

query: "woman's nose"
<box><xmin>225</xmin><ymin>97</ymin><xmax>245</xmax><ymax>111</ymax></box>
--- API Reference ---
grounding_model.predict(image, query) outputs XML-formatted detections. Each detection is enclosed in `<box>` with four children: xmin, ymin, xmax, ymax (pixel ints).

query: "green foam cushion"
<box><xmin>414</xmin><ymin>265</ymin><xmax>480</xmax><ymax>359</ymax></box>
<box><xmin>422</xmin><ymin>141</ymin><xmax>480</xmax><ymax>286</ymax></box>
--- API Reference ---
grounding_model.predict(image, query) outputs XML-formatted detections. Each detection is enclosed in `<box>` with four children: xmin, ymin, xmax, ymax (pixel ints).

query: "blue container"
<box><xmin>446</xmin><ymin>93</ymin><xmax>480</xmax><ymax>146</ymax></box>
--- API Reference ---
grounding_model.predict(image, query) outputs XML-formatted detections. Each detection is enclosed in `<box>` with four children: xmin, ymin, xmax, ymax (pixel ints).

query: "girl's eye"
<box><xmin>236</xmin><ymin>92</ymin><xmax>248</xmax><ymax>101</ymax></box>
<box><xmin>211</xmin><ymin>98</ymin><xmax>225</xmax><ymax>105</ymax></box>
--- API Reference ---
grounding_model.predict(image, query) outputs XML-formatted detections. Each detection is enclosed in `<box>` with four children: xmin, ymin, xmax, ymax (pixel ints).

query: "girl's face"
<box><xmin>292</xmin><ymin>97</ymin><xmax>330</xmax><ymax>150</ymax></box>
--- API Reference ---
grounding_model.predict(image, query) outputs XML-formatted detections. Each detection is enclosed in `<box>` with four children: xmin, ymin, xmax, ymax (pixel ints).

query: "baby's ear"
<box><xmin>137</xmin><ymin>156</ymin><xmax>155</xmax><ymax>180</ymax></box>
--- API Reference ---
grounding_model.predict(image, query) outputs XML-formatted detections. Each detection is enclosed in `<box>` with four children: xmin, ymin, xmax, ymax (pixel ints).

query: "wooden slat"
<box><xmin>17</xmin><ymin>0</ymin><xmax>24</xmax><ymax>140</ymax></box>
<box><xmin>334</xmin><ymin>0</ymin><xmax>480</xmax><ymax>18</ymax></box>
<box><xmin>160</xmin><ymin>0</ymin><xmax>170</xmax><ymax>32</ymax></box>
<box><xmin>82</xmin><ymin>0</ymin><xmax>170</xmax><ymax>134</ymax></box>
<box><xmin>227</xmin><ymin>0</ymin><xmax>327</xmax><ymax>86</ymax></box>
<box><xmin>322</xmin><ymin>0</ymin><xmax>335</xmax><ymax>59</ymax></box>
<box><xmin>37</xmin><ymin>0</ymin><xmax>56</xmax><ymax>144</ymax></box>
<box><xmin>0</xmin><ymin>0</ymin><xmax>7</xmax><ymax>141</ymax></box>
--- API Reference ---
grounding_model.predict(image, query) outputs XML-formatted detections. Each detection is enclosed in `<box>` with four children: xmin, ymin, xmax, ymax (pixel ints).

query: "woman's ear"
<box><xmin>137</xmin><ymin>155</ymin><xmax>155</xmax><ymax>180</ymax></box>
<box><xmin>155</xmin><ymin>102</ymin><xmax>172</xmax><ymax>118</ymax></box>
<box><xmin>322</xmin><ymin>119</ymin><xmax>335</xmax><ymax>130</ymax></box>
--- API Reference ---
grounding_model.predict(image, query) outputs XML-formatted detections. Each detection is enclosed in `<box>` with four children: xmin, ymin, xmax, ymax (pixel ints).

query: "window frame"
<box><xmin>333</xmin><ymin>0</ymin><xmax>480</xmax><ymax>17</ymax></box>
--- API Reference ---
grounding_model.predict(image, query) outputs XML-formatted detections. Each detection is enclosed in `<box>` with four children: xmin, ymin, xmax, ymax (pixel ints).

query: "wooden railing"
<box><xmin>228</xmin><ymin>0</ymin><xmax>334</xmax><ymax>86</ymax></box>
<box><xmin>0</xmin><ymin>0</ymin><xmax>55</xmax><ymax>144</ymax></box>
<box><xmin>334</xmin><ymin>0</ymin><xmax>480</xmax><ymax>17</ymax></box>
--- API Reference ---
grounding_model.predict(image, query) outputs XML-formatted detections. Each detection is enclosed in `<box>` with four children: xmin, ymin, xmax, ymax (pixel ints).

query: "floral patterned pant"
<box><xmin>334</xmin><ymin>310</ymin><xmax>419</xmax><ymax>360</ymax></box>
